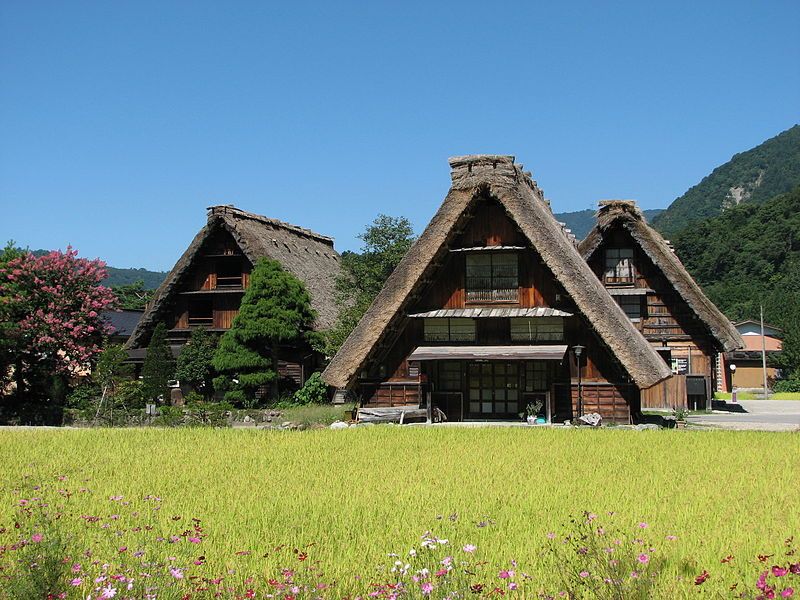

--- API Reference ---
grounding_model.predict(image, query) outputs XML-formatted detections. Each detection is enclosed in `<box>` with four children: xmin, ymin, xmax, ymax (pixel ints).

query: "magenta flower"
<box><xmin>579</xmin><ymin>571</ymin><xmax>590</xmax><ymax>578</ymax></box>
<box><xmin>188</xmin><ymin>536</ymin><xmax>202</xmax><ymax>543</ymax></box>
<box><xmin>638</xmin><ymin>522</ymin><xmax>648</xmax><ymax>529</ymax></box>
<box><xmin>100</xmin><ymin>587</ymin><xmax>117</xmax><ymax>599</ymax></box>
<box><xmin>420</xmin><ymin>582</ymin><xmax>433</xmax><ymax>595</ymax></box>
<box><xmin>773</xmin><ymin>566</ymin><xmax>789</xmax><ymax>577</ymax></box>
<box><xmin>638</xmin><ymin>553</ymin><xmax>650</xmax><ymax>564</ymax></box>
<box><xmin>781</xmin><ymin>589</ymin><xmax>793</xmax><ymax>598</ymax></box>
<box><xmin>498</xmin><ymin>570</ymin><xmax>514</xmax><ymax>579</ymax></box>
<box><xmin>70</xmin><ymin>578</ymin><xmax>83</xmax><ymax>586</ymax></box>
<box><xmin>30</xmin><ymin>533</ymin><xmax>43</xmax><ymax>543</ymax></box>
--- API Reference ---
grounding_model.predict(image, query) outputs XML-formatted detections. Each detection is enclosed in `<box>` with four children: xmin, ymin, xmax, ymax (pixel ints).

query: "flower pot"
<box><xmin>526</xmin><ymin>416</ymin><xmax>536</xmax><ymax>425</ymax></box>
<box><xmin>676</xmin><ymin>420</ymin><xmax>687</xmax><ymax>429</ymax></box>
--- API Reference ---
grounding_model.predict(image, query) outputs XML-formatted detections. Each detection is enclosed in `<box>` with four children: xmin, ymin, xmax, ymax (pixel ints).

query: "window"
<box><xmin>510</xmin><ymin>317</ymin><xmax>564</xmax><ymax>342</ymax></box>
<box><xmin>188</xmin><ymin>297</ymin><xmax>213</xmax><ymax>326</ymax></box>
<box><xmin>604</xmin><ymin>248</ymin><xmax>635</xmax><ymax>285</ymax></box>
<box><xmin>615</xmin><ymin>296</ymin><xmax>642</xmax><ymax>320</ymax></box>
<box><xmin>525</xmin><ymin>362</ymin><xmax>549</xmax><ymax>392</ymax></box>
<box><xmin>437</xmin><ymin>362</ymin><xmax>462</xmax><ymax>391</ymax></box>
<box><xmin>466</xmin><ymin>253</ymin><xmax>519</xmax><ymax>302</ymax></box>
<box><xmin>424</xmin><ymin>318</ymin><xmax>476</xmax><ymax>342</ymax></box>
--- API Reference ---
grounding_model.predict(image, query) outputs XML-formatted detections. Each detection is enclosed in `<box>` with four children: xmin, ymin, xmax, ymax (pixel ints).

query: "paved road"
<box><xmin>687</xmin><ymin>400</ymin><xmax>800</xmax><ymax>432</ymax></box>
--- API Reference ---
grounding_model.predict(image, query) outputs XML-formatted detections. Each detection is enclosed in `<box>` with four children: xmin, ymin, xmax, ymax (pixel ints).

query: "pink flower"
<box><xmin>462</xmin><ymin>544</ymin><xmax>477</xmax><ymax>553</ymax></box>
<box><xmin>100</xmin><ymin>587</ymin><xmax>117</xmax><ymax>599</ymax></box>
<box><xmin>71</xmin><ymin>563</ymin><xmax>81</xmax><ymax>572</ymax></box>
<box><xmin>579</xmin><ymin>571</ymin><xmax>590</xmax><ymax>578</ymax></box>
<box><xmin>169</xmin><ymin>567</ymin><xmax>184</xmax><ymax>579</ymax></box>
<box><xmin>666</xmin><ymin>535</ymin><xmax>678</xmax><ymax>541</ymax></box>
<box><xmin>546</xmin><ymin>532</ymin><xmax>556</xmax><ymax>539</ymax></box>
<box><xmin>499</xmin><ymin>570</ymin><xmax>514</xmax><ymax>579</ymax></box>
<box><xmin>638</xmin><ymin>522</ymin><xmax>648</xmax><ymax>529</ymax></box>
<box><xmin>188</xmin><ymin>536</ymin><xmax>201</xmax><ymax>543</ymax></box>
<box><xmin>773</xmin><ymin>566</ymin><xmax>789</xmax><ymax>577</ymax></box>
<box><xmin>420</xmin><ymin>582</ymin><xmax>433</xmax><ymax>595</ymax></box>
<box><xmin>509</xmin><ymin>582</ymin><xmax>518</xmax><ymax>590</ymax></box>
<box><xmin>70</xmin><ymin>578</ymin><xmax>83</xmax><ymax>586</ymax></box>
<box><xmin>31</xmin><ymin>533</ymin><xmax>43</xmax><ymax>543</ymax></box>
<box><xmin>638</xmin><ymin>553</ymin><xmax>650</xmax><ymax>564</ymax></box>
<box><xmin>781</xmin><ymin>589</ymin><xmax>794</xmax><ymax>598</ymax></box>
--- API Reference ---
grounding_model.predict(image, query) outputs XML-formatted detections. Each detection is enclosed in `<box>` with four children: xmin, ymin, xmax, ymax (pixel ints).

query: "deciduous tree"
<box><xmin>141</xmin><ymin>323</ymin><xmax>174</xmax><ymax>402</ymax></box>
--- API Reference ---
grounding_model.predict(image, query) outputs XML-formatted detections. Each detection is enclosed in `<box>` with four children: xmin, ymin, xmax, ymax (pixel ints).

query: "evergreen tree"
<box><xmin>175</xmin><ymin>327</ymin><xmax>218</xmax><ymax>398</ymax></box>
<box><xmin>212</xmin><ymin>259</ymin><xmax>316</xmax><ymax>406</ymax></box>
<box><xmin>141</xmin><ymin>323</ymin><xmax>174</xmax><ymax>401</ymax></box>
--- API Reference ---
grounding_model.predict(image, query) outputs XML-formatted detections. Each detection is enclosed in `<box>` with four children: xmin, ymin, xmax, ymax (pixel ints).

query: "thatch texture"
<box><xmin>579</xmin><ymin>200</ymin><xmax>744</xmax><ymax>352</ymax></box>
<box><xmin>323</xmin><ymin>156</ymin><xmax>672</xmax><ymax>390</ymax></box>
<box><xmin>127</xmin><ymin>205</ymin><xmax>341</xmax><ymax>348</ymax></box>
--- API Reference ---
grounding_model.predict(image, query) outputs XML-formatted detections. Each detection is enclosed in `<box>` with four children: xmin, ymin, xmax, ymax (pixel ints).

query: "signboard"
<box><xmin>671</xmin><ymin>357</ymin><xmax>688</xmax><ymax>375</ymax></box>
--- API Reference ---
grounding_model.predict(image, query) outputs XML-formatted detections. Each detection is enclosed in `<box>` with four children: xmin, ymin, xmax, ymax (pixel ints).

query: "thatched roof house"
<box><xmin>324</xmin><ymin>155</ymin><xmax>671</xmax><ymax>423</ymax></box>
<box><xmin>578</xmin><ymin>200</ymin><xmax>743</xmax><ymax>410</ymax></box>
<box><xmin>579</xmin><ymin>201</ymin><xmax>742</xmax><ymax>352</ymax></box>
<box><xmin>127</xmin><ymin>205</ymin><xmax>341</xmax><ymax>353</ymax></box>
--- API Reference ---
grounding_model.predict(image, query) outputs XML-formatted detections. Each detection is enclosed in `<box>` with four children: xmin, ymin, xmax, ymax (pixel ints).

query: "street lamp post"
<box><xmin>573</xmin><ymin>345</ymin><xmax>585</xmax><ymax>419</ymax></box>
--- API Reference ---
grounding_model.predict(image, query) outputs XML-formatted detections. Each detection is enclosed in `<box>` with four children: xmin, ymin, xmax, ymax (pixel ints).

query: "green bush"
<box><xmin>773</xmin><ymin>378</ymin><xmax>800</xmax><ymax>393</ymax></box>
<box><xmin>292</xmin><ymin>372</ymin><xmax>328</xmax><ymax>405</ymax></box>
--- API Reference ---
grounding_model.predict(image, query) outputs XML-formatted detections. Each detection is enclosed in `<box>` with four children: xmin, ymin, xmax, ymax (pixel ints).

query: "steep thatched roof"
<box><xmin>323</xmin><ymin>156</ymin><xmax>672</xmax><ymax>389</ymax></box>
<box><xmin>127</xmin><ymin>205</ymin><xmax>341</xmax><ymax>348</ymax></box>
<box><xmin>578</xmin><ymin>200</ymin><xmax>743</xmax><ymax>352</ymax></box>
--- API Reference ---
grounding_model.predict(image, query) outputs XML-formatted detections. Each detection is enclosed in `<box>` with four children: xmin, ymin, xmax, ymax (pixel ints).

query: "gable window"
<box><xmin>604</xmin><ymin>248</ymin><xmax>635</xmax><ymax>285</ymax></box>
<box><xmin>424</xmin><ymin>318</ymin><xmax>476</xmax><ymax>342</ymax></box>
<box><xmin>510</xmin><ymin>317</ymin><xmax>564</xmax><ymax>342</ymax></box>
<box><xmin>466</xmin><ymin>253</ymin><xmax>519</xmax><ymax>302</ymax></box>
<box><xmin>615</xmin><ymin>296</ymin><xmax>643</xmax><ymax>320</ymax></box>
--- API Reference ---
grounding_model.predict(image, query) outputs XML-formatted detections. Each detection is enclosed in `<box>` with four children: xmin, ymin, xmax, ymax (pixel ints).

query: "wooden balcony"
<box><xmin>465</xmin><ymin>288</ymin><xmax>519</xmax><ymax>303</ymax></box>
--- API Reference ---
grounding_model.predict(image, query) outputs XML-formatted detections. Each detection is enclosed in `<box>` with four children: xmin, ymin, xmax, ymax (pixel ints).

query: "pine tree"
<box><xmin>212</xmin><ymin>258</ymin><xmax>316</xmax><ymax>406</ymax></box>
<box><xmin>175</xmin><ymin>327</ymin><xmax>218</xmax><ymax>398</ymax></box>
<box><xmin>141</xmin><ymin>323</ymin><xmax>174</xmax><ymax>401</ymax></box>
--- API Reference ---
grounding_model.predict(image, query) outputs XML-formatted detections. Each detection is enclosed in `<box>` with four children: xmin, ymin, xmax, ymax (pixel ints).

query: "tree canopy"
<box><xmin>325</xmin><ymin>214</ymin><xmax>416</xmax><ymax>354</ymax></box>
<box><xmin>141</xmin><ymin>323</ymin><xmax>175</xmax><ymax>402</ymax></box>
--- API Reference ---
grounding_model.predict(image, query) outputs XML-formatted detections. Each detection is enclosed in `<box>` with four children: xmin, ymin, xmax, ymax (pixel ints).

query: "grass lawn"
<box><xmin>1</xmin><ymin>427</ymin><xmax>798</xmax><ymax>598</ymax></box>
<box><xmin>714</xmin><ymin>391</ymin><xmax>800</xmax><ymax>400</ymax></box>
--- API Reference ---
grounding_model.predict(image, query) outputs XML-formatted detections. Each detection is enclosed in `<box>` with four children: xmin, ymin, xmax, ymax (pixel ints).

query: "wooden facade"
<box><xmin>355</xmin><ymin>199</ymin><xmax>641</xmax><ymax>423</ymax></box>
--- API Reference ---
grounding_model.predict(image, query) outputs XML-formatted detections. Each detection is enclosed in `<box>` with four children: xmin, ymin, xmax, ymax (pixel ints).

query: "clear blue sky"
<box><xmin>1</xmin><ymin>1</ymin><xmax>798</xmax><ymax>271</ymax></box>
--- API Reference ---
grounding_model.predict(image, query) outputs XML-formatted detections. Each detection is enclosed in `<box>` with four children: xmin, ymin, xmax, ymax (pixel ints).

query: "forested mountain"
<box><xmin>103</xmin><ymin>267</ymin><xmax>166</xmax><ymax>289</ymax></box>
<box><xmin>653</xmin><ymin>125</ymin><xmax>800</xmax><ymax>238</ymax></box>
<box><xmin>554</xmin><ymin>208</ymin><xmax>663</xmax><ymax>240</ymax></box>
<box><xmin>672</xmin><ymin>185</ymin><xmax>800</xmax><ymax>327</ymax></box>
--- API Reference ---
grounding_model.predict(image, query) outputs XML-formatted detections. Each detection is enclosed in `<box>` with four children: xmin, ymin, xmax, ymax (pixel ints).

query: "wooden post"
<box><xmin>426</xmin><ymin>389</ymin><xmax>433</xmax><ymax>424</ymax></box>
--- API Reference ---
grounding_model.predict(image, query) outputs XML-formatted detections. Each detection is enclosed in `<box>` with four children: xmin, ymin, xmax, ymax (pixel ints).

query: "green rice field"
<box><xmin>1</xmin><ymin>427</ymin><xmax>798</xmax><ymax>598</ymax></box>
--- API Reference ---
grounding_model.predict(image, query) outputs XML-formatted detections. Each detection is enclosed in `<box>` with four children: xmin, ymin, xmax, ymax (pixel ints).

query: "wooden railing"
<box><xmin>465</xmin><ymin>288</ymin><xmax>519</xmax><ymax>303</ymax></box>
<box><xmin>216</xmin><ymin>276</ymin><xmax>243</xmax><ymax>288</ymax></box>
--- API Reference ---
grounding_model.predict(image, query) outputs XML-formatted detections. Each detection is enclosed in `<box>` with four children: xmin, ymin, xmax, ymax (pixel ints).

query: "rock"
<box><xmin>266</xmin><ymin>417</ymin><xmax>272</xmax><ymax>423</ymax></box>
<box><xmin>578</xmin><ymin>413</ymin><xmax>602</xmax><ymax>427</ymax></box>
<box><xmin>635</xmin><ymin>423</ymin><xmax>660</xmax><ymax>430</ymax></box>
<box><xmin>297</xmin><ymin>423</ymin><xmax>308</xmax><ymax>431</ymax></box>
<box><xmin>329</xmin><ymin>421</ymin><xmax>349</xmax><ymax>430</ymax></box>
<box><xmin>243</xmin><ymin>415</ymin><xmax>253</xmax><ymax>423</ymax></box>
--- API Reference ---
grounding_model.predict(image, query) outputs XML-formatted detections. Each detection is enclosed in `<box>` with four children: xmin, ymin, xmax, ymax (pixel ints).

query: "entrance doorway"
<box><xmin>466</xmin><ymin>362</ymin><xmax>520</xmax><ymax>418</ymax></box>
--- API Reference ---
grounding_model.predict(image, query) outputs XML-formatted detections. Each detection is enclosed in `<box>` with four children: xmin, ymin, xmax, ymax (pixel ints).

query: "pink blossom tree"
<box><xmin>0</xmin><ymin>246</ymin><xmax>116</xmax><ymax>408</ymax></box>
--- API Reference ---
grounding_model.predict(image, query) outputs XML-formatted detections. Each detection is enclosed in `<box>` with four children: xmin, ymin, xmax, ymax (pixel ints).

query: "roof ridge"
<box><xmin>207</xmin><ymin>205</ymin><xmax>334</xmax><ymax>245</ymax></box>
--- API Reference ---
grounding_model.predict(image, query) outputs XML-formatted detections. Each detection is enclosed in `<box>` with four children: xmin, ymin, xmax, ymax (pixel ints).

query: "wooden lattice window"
<box><xmin>510</xmin><ymin>317</ymin><xmax>565</xmax><ymax>342</ymax></box>
<box><xmin>604</xmin><ymin>248</ymin><xmax>635</xmax><ymax>285</ymax></box>
<box><xmin>465</xmin><ymin>253</ymin><xmax>519</xmax><ymax>302</ymax></box>
<box><xmin>424</xmin><ymin>318</ymin><xmax>476</xmax><ymax>342</ymax></box>
<box><xmin>615</xmin><ymin>296</ymin><xmax>643</xmax><ymax>320</ymax></box>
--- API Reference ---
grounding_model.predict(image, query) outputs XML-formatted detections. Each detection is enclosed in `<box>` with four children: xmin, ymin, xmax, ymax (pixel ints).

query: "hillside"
<box><xmin>653</xmin><ymin>125</ymin><xmax>800</xmax><ymax>238</ymax></box>
<box><xmin>554</xmin><ymin>208</ymin><xmax>664</xmax><ymax>240</ymax></box>
<box><xmin>103</xmin><ymin>266</ymin><xmax>166</xmax><ymax>289</ymax></box>
<box><xmin>671</xmin><ymin>185</ymin><xmax>800</xmax><ymax>327</ymax></box>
